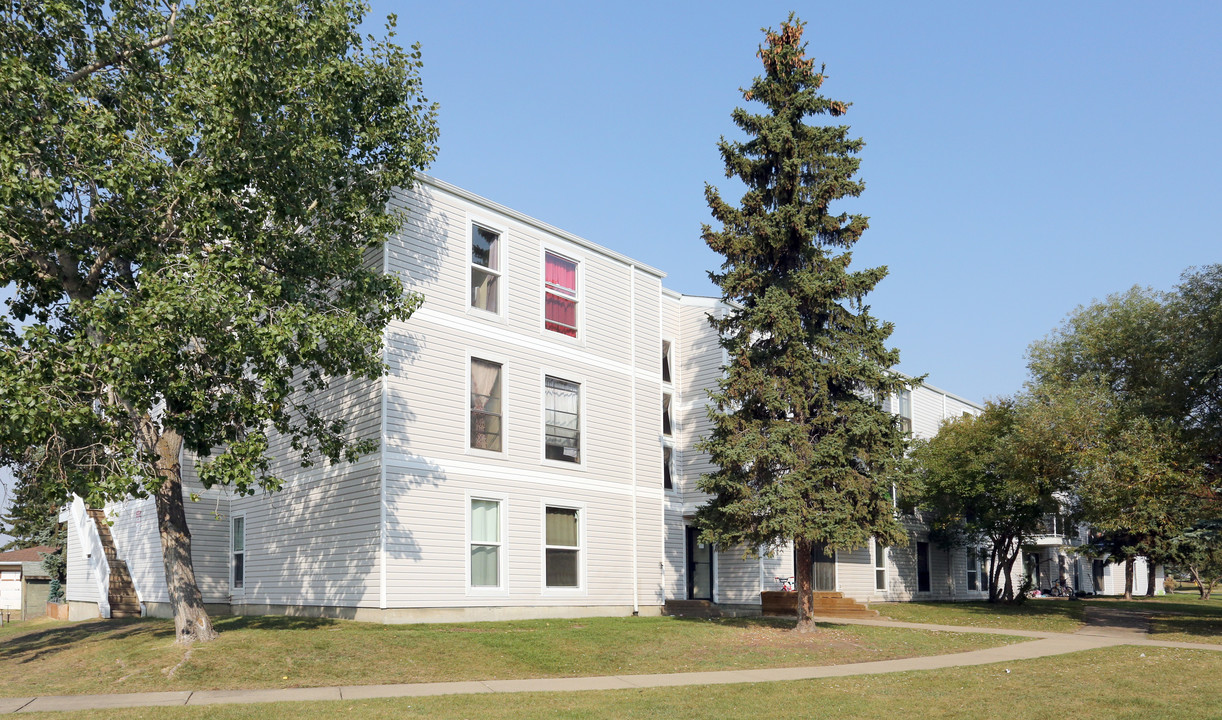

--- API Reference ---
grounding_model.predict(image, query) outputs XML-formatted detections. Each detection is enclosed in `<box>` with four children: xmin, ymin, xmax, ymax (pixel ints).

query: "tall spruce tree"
<box><xmin>696</xmin><ymin>16</ymin><xmax>913</xmax><ymax>632</ymax></box>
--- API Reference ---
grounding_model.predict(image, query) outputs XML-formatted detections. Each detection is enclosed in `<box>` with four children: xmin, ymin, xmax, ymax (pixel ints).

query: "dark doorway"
<box><xmin>916</xmin><ymin>542</ymin><xmax>931</xmax><ymax>592</ymax></box>
<box><xmin>1092</xmin><ymin>559</ymin><xmax>1105</xmax><ymax>594</ymax></box>
<box><xmin>686</xmin><ymin>526</ymin><xmax>713</xmax><ymax>600</ymax></box>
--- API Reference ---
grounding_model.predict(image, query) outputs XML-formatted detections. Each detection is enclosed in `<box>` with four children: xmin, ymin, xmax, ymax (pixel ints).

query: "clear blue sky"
<box><xmin>4</xmin><ymin>2</ymin><xmax>1220</xmax><ymax>544</ymax></box>
<box><xmin>366</xmin><ymin>0</ymin><xmax>1221</xmax><ymax>404</ymax></box>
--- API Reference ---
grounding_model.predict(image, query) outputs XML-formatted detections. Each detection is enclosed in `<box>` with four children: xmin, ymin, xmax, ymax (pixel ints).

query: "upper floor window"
<box><xmin>897</xmin><ymin>389</ymin><xmax>913</xmax><ymax>434</ymax></box>
<box><xmin>544</xmin><ymin>251</ymin><xmax>578</xmax><ymax>338</ymax></box>
<box><xmin>470</xmin><ymin>358</ymin><xmax>503</xmax><ymax>452</ymax></box>
<box><xmin>663</xmin><ymin>446</ymin><xmax>674</xmax><ymax>490</ymax></box>
<box><xmin>471</xmin><ymin>224</ymin><xmax>501</xmax><ymax>314</ymax></box>
<box><xmin>662</xmin><ymin>394</ymin><xmax>673</xmax><ymax>436</ymax></box>
<box><xmin>545</xmin><ymin>376</ymin><xmax>581</xmax><ymax>463</ymax></box>
<box><xmin>662</xmin><ymin>340</ymin><xmax>672</xmax><ymax>383</ymax></box>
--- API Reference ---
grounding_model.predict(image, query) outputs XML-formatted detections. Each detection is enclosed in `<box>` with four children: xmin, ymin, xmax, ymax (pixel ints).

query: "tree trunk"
<box><xmin>1145</xmin><ymin>563</ymin><xmax>1157</xmax><ymax>597</ymax></box>
<box><xmin>1122</xmin><ymin>557</ymin><xmax>1134</xmax><ymax>600</ymax></box>
<box><xmin>793</xmin><ymin>539</ymin><xmax>817</xmax><ymax>633</ymax></box>
<box><xmin>987</xmin><ymin>546</ymin><xmax>1001</xmax><ymax>603</ymax></box>
<box><xmin>1189</xmin><ymin>566</ymin><xmax>1209</xmax><ymax>600</ymax></box>
<box><xmin>1001</xmin><ymin>550</ymin><xmax>1019</xmax><ymax>602</ymax></box>
<box><xmin>153</xmin><ymin>430</ymin><xmax>217</xmax><ymax>644</ymax></box>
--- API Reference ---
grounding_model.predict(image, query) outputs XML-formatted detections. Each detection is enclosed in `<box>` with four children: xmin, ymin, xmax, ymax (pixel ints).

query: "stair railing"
<box><xmin>68</xmin><ymin>495</ymin><xmax>111</xmax><ymax>618</ymax></box>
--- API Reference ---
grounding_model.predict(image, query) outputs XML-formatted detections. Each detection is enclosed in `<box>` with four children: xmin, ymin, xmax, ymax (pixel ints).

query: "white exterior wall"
<box><xmin>379</xmin><ymin>178</ymin><xmax>666</xmax><ymax>613</ymax></box>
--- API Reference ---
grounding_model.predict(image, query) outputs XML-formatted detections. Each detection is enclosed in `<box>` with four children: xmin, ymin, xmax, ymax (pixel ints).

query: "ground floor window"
<box><xmin>874</xmin><ymin>539</ymin><xmax>887</xmax><ymax>592</ymax></box>
<box><xmin>470</xmin><ymin>499</ymin><xmax>502</xmax><ymax>588</ymax></box>
<box><xmin>231</xmin><ymin>516</ymin><xmax>245</xmax><ymax>590</ymax></box>
<box><xmin>545</xmin><ymin>506</ymin><xmax>580</xmax><ymax>588</ymax></box>
<box><xmin>1093</xmin><ymin>559</ymin><xmax>1105</xmax><ymax>593</ymax></box>
<box><xmin>966</xmin><ymin>550</ymin><xmax>978</xmax><ymax>591</ymax></box>
<box><xmin>916</xmin><ymin>541</ymin><xmax>931</xmax><ymax>593</ymax></box>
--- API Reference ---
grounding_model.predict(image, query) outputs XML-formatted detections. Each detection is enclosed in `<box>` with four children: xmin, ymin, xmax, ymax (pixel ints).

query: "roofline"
<box><xmin>907</xmin><ymin>377</ymin><xmax>983</xmax><ymax>410</ymax></box>
<box><xmin>414</xmin><ymin>174</ymin><xmax>667</xmax><ymax>280</ymax></box>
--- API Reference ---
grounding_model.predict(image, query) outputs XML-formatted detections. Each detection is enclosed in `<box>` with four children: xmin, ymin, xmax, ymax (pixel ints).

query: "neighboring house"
<box><xmin>64</xmin><ymin>176</ymin><xmax>1158</xmax><ymax>622</ymax></box>
<box><xmin>0</xmin><ymin>545</ymin><xmax>55</xmax><ymax>621</ymax></box>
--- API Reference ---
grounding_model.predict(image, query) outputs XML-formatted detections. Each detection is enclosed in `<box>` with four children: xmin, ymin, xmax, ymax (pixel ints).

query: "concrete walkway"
<box><xmin>3</xmin><ymin>616</ymin><xmax>1220</xmax><ymax>715</ymax></box>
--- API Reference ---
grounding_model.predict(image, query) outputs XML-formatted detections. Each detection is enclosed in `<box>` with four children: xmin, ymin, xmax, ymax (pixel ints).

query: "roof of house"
<box><xmin>0</xmin><ymin>546</ymin><xmax>58</xmax><ymax>564</ymax></box>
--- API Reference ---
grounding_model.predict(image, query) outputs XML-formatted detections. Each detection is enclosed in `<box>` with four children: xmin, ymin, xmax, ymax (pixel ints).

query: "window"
<box><xmin>1092</xmin><ymin>559</ymin><xmax>1105</xmax><ymax>593</ymax></box>
<box><xmin>662</xmin><ymin>394</ymin><xmax>673</xmax><ymax>436</ymax></box>
<box><xmin>966</xmin><ymin>550</ymin><xmax>978</xmax><ymax>591</ymax></box>
<box><xmin>916</xmin><ymin>541</ymin><xmax>931</xmax><ymax>592</ymax></box>
<box><xmin>545</xmin><ymin>506</ymin><xmax>580</xmax><ymax>588</ymax></box>
<box><xmin>663</xmin><ymin>446</ymin><xmax>674</xmax><ymax>490</ymax></box>
<box><xmin>470</xmin><ymin>499</ymin><xmax>502</xmax><ymax>588</ymax></box>
<box><xmin>897</xmin><ymin>389</ymin><xmax>913</xmax><ymax>434</ymax></box>
<box><xmin>874</xmin><ymin>539</ymin><xmax>887</xmax><ymax>592</ymax></box>
<box><xmin>471</xmin><ymin>224</ymin><xmax>501</xmax><ymax>314</ymax></box>
<box><xmin>231</xmin><ymin>516</ymin><xmax>245</xmax><ymax>590</ymax></box>
<box><xmin>545</xmin><ymin>376</ymin><xmax>580</xmax><ymax>463</ymax></box>
<box><xmin>662</xmin><ymin>340</ymin><xmax>672</xmax><ymax>383</ymax></box>
<box><xmin>544</xmin><ymin>251</ymin><xmax>578</xmax><ymax>337</ymax></box>
<box><xmin>470</xmin><ymin>358</ymin><xmax>503</xmax><ymax>452</ymax></box>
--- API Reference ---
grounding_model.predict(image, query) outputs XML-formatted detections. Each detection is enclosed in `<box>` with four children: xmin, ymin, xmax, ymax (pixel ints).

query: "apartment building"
<box><xmin>64</xmin><ymin>176</ymin><xmax>1152</xmax><ymax>622</ymax></box>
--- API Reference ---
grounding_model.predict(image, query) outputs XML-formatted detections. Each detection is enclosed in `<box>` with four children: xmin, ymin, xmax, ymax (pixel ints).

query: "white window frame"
<box><xmin>966</xmin><ymin>549</ymin><xmax>979</xmax><ymax>591</ymax></box>
<box><xmin>916</xmin><ymin>541</ymin><xmax>932</xmax><ymax>593</ymax></box>
<box><xmin>873</xmin><ymin>538</ymin><xmax>887</xmax><ymax>593</ymax></box>
<box><xmin>540</xmin><ymin>500</ymin><xmax>586</xmax><ymax>595</ymax></box>
<box><xmin>466</xmin><ymin>352</ymin><xmax>509</xmax><ymax>459</ymax></box>
<box><xmin>662</xmin><ymin>443</ymin><xmax>676</xmax><ymax>491</ymax></box>
<box><xmin>897</xmin><ymin>389</ymin><xmax>913</xmax><ymax>434</ymax></box>
<box><xmin>662</xmin><ymin>392</ymin><xmax>674</xmax><ymax>438</ymax></box>
<box><xmin>466</xmin><ymin>213</ymin><xmax>508</xmax><ymax>321</ymax></box>
<box><xmin>662</xmin><ymin>338</ymin><xmax>674</xmax><ymax>385</ymax></box>
<box><xmin>540</xmin><ymin>247</ymin><xmax>584</xmax><ymax>343</ymax></box>
<box><xmin>540</xmin><ymin>369</ymin><xmax>586</xmax><ymax>470</ymax></box>
<box><xmin>466</xmin><ymin>491</ymin><xmax>508</xmax><ymax>596</ymax></box>
<box><xmin>230</xmin><ymin>513</ymin><xmax>246</xmax><ymax>596</ymax></box>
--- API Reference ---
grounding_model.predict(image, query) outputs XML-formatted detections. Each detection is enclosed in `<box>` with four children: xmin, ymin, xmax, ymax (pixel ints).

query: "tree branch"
<box><xmin>65</xmin><ymin>4</ymin><xmax>178</xmax><ymax>84</ymax></box>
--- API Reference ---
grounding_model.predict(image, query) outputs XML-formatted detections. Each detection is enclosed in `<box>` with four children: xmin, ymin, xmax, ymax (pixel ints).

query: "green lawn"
<box><xmin>1083</xmin><ymin>595</ymin><xmax>1222</xmax><ymax>642</ymax></box>
<box><xmin>871</xmin><ymin>600</ymin><xmax>1086</xmax><ymax>632</ymax></box>
<box><xmin>16</xmin><ymin>645</ymin><xmax>1222</xmax><ymax>720</ymax></box>
<box><xmin>0</xmin><ymin>614</ymin><xmax>1020</xmax><ymax>698</ymax></box>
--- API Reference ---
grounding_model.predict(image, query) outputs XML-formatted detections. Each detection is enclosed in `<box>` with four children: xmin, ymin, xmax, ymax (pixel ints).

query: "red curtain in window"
<box><xmin>545</xmin><ymin>253</ymin><xmax>576</xmax><ymax>292</ymax></box>
<box><xmin>545</xmin><ymin>253</ymin><xmax>577</xmax><ymax>337</ymax></box>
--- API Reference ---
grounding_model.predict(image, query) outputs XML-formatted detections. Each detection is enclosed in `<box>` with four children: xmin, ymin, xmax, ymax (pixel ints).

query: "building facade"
<box><xmin>64</xmin><ymin>176</ymin><xmax>1156</xmax><ymax>622</ymax></box>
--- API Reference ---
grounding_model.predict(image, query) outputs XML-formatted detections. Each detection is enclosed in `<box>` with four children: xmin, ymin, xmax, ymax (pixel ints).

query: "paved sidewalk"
<box><xmin>3</xmin><ymin>617</ymin><xmax>1220</xmax><ymax>715</ymax></box>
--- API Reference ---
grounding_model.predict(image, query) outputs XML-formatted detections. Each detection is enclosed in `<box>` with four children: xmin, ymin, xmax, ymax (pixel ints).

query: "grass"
<box><xmin>14</xmin><ymin>645</ymin><xmax>1222</xmax><ymax>720</ymax></box>
<box><xmin>1083</xmin><ymin>594</ymin><xmax>1222</xmax><ymax>643</ymax></box>
<box><xmin>872</xmin><ymin>599</ymin><xmax>1086</xmax><ymax>632</ymax></box>
<box><xmin>0</xmin><ymin>614</ymin><xmax>1021</xmax><ymax>698</ymax></box>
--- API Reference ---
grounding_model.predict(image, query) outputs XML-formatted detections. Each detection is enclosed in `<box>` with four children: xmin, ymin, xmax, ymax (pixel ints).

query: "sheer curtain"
<box><xmin>471</xmin><ymin>360</ymin><xmax>502</xmax><ymax>451</ymax></box>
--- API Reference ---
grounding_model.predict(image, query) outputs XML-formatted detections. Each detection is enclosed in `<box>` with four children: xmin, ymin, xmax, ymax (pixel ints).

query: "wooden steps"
<box><xmin>761</xmin><ymin>590</ymin><xmax>879</xmax><ymax>619</ymax></box>
<box><xmin>87</xmin><ymin>509</ymin><xmax>143</xmax><ymax>619</ymax></box>
<box><xmin>663</xmin><ymin>599</ymin><xmax>724</xmax><ymax>619</ymax></box>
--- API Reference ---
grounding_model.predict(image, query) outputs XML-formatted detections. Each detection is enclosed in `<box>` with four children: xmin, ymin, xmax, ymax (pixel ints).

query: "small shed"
<box><xmin>0</xmin><ymin>546</ymin><xmax>57</xmax><ymax>621</ymax></box>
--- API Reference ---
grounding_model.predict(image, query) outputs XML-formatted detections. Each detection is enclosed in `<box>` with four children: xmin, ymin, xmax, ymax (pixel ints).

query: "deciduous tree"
<box><xmin>0</xmin><ymin>0</ymin><xmax>438</xmax><ymax>642</ymax></box>
<box><xmin>911</xmin><ymin>398</ymin><xmax>1061</xmax><ymax>602</ymax></box>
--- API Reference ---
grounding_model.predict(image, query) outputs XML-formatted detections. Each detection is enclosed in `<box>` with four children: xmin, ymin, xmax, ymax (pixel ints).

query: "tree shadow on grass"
<box><xmin>0</xmin><ymin>619</ymin><xmax>173</xmax><ymax>665</ymax></box>
<box><xmin>210</xmin><ymin>614</ymin><xmax>339</xmax><ymax>633</ymax></box>
<box><xmin>667</xmin><ymin>616</ymin><xmax>797</xmax><ymax>631</ymax></box>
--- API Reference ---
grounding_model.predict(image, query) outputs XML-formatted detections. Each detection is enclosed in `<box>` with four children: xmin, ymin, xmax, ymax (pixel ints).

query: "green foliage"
<box><xmin>0</xmin><ymin>0</ymin><xmax>438</xmax><ymax>504</ymax></box>
<box><xmin>0</xmin><ymin>459</ymin><xmax>64</xmax><ymax>550</ymax></box>
<box><xmin>696</xmin><ymin>15</ymin><xmax>911</xmax><ymax>560</ymax></box>
<box><xmin>1165</xmin><ymin>519</ymin><xmax>1222</xmax><ymax>600</ymax></box>
<box><xmin>910</xmin><ymin>398</ymin><xmax>1060</xmax><ymax>601</ymax></box>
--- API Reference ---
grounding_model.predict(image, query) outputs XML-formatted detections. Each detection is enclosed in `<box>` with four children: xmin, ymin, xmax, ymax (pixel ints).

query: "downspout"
<box><xmin>379</xmin><ymin>239</ymin><xmax>390</xmax><ymax>612</ymax></box>
<box><xmin>629</xmin><ymin>265</ymin><xmax>639</xmax><ymax>616</ymax></box>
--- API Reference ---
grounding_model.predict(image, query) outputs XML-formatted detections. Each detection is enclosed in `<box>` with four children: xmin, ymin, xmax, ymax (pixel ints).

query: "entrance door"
<box><xmin>813</xmin><ymin>544</ymin><xmax>836</xmax><ymax>592</ymax></box>
<box><xmin>686</xmin><ymin>526</ymin><xmax>713</xmax><ymax>600</ymax></box>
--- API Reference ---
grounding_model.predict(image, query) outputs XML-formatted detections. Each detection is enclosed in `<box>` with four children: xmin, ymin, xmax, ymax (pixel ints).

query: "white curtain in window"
<box><xmin>471</xmin><ymin>500</ymin><xmax>500</xmax><ymax>587</ymax></box>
